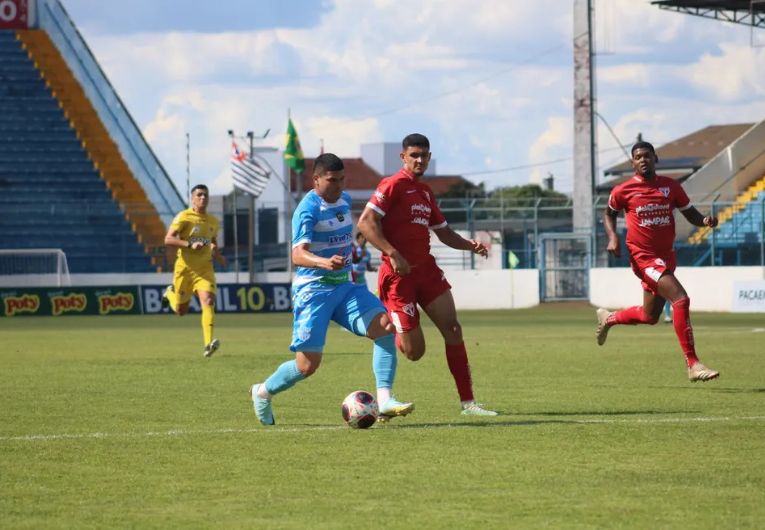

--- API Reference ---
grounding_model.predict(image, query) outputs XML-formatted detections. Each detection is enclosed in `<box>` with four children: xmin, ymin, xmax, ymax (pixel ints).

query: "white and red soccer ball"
<box><xmin>341</xmin><ymin>390</ymin><xmax>379</xmax><ymax>429</ymax></box>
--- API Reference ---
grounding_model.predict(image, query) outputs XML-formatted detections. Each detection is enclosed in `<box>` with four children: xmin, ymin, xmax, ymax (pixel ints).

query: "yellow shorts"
<box><xmin>173</xmin><ymin>260</ymin><xmax>216</xmax><ymax>305</ymax></box>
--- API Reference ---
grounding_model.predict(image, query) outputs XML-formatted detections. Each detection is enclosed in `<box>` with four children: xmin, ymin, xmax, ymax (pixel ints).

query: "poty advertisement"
<box><xmin>1</xmin><ymin>283</ymin><xmax>292</xmax><ymax>317</ymax></box>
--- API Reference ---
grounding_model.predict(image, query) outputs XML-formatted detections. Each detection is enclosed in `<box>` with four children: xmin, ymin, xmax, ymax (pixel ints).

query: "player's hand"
<box><xmin>703</xmin><ymin>216</ymin><xmax>718</xmax><ymax>228</ymax></box>
<box><xmin>468</xmin><ymin>239</ymin><xmax>489</xmax><ymax>258</ymax></box>
<box><xmin>326</xmin><ymin>255</ymin><xmax>346</xmax><ymax>271</ymax></box>
<box><xmin>189</xmin><ymin>241</ymin><xmax>205</xmax><ymax>250</ymax></box>
<box><xmin>389</xmin><ymin>250</ymin><xmax>410</xmax><ymax>276</ymax></box>
<box><xmin>606</xmin><ymin>237</ymin><xmax>621</xmax><ymax>258</ymax></box>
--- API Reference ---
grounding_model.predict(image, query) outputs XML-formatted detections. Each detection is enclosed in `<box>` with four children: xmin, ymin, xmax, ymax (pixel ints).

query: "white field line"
<box><xmin>2</xmin><ymin>415</ymin><xmax>765</xmax><ymax>443</ymax></box>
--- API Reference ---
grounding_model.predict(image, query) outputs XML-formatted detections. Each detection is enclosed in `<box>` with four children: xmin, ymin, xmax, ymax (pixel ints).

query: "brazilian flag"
<box><xmin>284</xmin><ymin>118</ymin><xmax>305</xmax><ymax>175</ymax></box>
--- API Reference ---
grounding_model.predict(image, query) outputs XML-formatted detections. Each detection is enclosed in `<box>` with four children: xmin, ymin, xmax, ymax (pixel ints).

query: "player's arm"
<box><xmin>164</xmin><ymin>226</ymin><xmax>202</xmax><ymax>250</ymax></box>
<box><xmin>292</xmin><ymin>243</ymin><xmax>345</xmax><ymax>271</ymax></box>
<box><xmin>432</xmin><ymin>225</ymin><xmax>488</xmax><ymax>258</ymax></box>
<box><xmin>357</xmin><ymin>207</ymin><xmax>411</xmax><ymax>275</ymax></box>
<box><xmin>210</xmin><ymin>237</ymin><xmax>227</xmax><ymax>267</ymax></box>
<box><xmin>603</xmin><ymin>207</ymin><xmax>621</xmax><ymax>258</ymax></box>
<box><xmin>680</xmin><ymin>206</ymin><xmax>718</xmax><ymax>228</ymax></box>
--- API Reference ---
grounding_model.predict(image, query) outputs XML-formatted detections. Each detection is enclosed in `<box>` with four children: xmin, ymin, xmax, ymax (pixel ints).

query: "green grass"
<box><xmin>1</xmin><ymin>305</ymin><xmax>764</xmax><ymax>529</ymax></box>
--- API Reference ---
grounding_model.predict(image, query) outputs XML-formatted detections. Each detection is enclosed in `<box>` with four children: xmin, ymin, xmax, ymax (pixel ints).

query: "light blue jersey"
<box><xmin>289</xmin><ymin>189</ymin><xmax>385</xmax><ymax>353</ymax></box>
<box><xmin>292</xmin><ymin>190</ymin><xmax>353</xmax><ymax>288</ymax></box>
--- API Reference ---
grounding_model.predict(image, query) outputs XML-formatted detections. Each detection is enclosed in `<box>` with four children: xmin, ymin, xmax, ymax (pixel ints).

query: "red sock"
<box><xmin>610</xmin><ymin>306</ymin><xmax>656</xmax><ymax>325</ymax></box>
<box><xmin>671</xmin><ymin>297</ymin><xmax>699</xmax><ymax>367</ymax></box>
<box><xmin>445</xmin><ymin>342</ymin><xmax>474</xmax><ymax>402</ymax></box>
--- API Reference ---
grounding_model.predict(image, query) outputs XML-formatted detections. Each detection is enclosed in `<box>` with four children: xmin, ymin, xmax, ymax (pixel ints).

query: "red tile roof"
<box><xmin>297</xmin><ymin>158</ymin><xmax>470</xmax><ymax>197</ymax></box>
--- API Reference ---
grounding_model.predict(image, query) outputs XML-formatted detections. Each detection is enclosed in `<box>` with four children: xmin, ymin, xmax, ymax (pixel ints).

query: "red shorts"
<box><xmin>377</xmin><ymin>256</ymin><xmax>451</xmax><ymax>333</ymax></box>
<box><xmin>629</xmin><ymin>250</ymin><xmax>676</xmax><ymax>295</ymax></box>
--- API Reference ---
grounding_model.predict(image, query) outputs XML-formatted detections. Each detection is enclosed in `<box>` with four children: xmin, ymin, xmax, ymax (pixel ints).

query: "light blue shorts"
<box><xmin>290</xmin><ymin>281</ymin><xmax>386</xmax><ymax>353</ymax></box>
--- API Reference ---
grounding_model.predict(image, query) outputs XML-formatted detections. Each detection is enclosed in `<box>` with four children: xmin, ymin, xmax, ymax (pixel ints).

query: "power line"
<box><xmin>458</xmin><ymin>144</ymin><xmax>628</xmax><ymax>177</ymax></box>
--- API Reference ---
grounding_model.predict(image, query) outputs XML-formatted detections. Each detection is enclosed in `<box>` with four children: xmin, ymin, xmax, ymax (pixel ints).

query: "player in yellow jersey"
<box><xmin>162</xmin><ymin>184</ymin><xmax>227</xmax><ymax>357</ymax></box>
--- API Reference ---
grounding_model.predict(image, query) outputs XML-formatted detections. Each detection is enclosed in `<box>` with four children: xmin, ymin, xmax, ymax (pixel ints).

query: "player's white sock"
<box><xmin>256</xmin><ymin>385</ymin><xmax>273</xmax><ymax>400</ymax></box>
<box><xmin>377</xmin><ymin>387</ymin><xmax>391</xmax><ymax>406</ymax></box>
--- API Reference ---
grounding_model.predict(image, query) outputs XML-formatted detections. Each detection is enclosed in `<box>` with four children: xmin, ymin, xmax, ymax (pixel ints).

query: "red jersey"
<box><xmin>366</xmin><ymin>168</ymin><xmax>447</xmax><ymax>266</ymax></box>
<box><xmin>608</xmin><ymin>174</ymin><xmax>691</xmax><ymax>256</ymax></box>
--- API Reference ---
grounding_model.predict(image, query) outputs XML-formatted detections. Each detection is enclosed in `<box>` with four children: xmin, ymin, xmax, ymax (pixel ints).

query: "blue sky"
<box><xmin>61</xmin><ymin>0</ymin><xmax>765</xmax><ymax>197</ymax></box>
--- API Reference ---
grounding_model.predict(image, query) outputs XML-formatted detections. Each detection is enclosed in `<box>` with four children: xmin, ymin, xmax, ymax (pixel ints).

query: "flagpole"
<box><xmin>228</xmin><ymin>130</ymin><xmax>240</xmax><ymax>284</ymax></box>
<box><xmin>232</xmin><ymin>186</ymin><xmax>239</xmax><ymax>284</ymax></box>
<box><xmin>287</xmin><ymin>108</ymin><xmax>293</xmax><ymax>277</ymax></box>
<box><xmin>247</xmin><ymin>131</ymin><xmax>255</xmax><ymax>283</ymax></box>
<box><xmin>185</xmin><ymin>132</ymin><xmax>190</xmax><ymax>207</ymax></box>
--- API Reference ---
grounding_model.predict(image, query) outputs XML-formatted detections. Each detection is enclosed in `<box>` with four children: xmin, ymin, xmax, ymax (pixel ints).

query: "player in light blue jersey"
<box><xmin>351</xmin><ymin>233</ymin><xmax>376</xmax><ymax>287</ymax></box>
<box><xmin>249</xmin><ymin>153</ymin><xmax>413</xmax><ymax>425</ymax></box>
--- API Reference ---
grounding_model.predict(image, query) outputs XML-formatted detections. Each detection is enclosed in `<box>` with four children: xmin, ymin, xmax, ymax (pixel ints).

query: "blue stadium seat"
<box><xmin>0</xmin><ymin>30</ymin><xmax>155</xmax><ymax>273</ymax></box>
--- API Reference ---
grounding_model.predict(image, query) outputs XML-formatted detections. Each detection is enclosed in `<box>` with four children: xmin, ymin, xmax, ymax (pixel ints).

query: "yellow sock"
<box><xmin>201</xmin><ymin>304</ymin><xmax>214</xmax><ymax>345</ymax></box>
<box><xmin>165</xmin><ymin>288</ymin><xmax>178</xmax><ymax>313</ymax></box>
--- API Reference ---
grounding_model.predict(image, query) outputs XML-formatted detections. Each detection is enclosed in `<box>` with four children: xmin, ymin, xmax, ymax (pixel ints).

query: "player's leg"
<box><xmin>163</xmin><ymin>264</ymin><xmax>191</xmax><ymax>316</ymax></box>
<box><xmin>250</xmin><ymin>286</ymin><xmax>332</xmax><ymax>425</ymax></box>
<box><xmin>336</xmin><ymin>285</ymin><xmax>414</xmax><ymax>419</ymax></box>
<box><xmin>422</xmin><ymin>289</ymin><xmax>497</xmax><ymax>416</ymax></box>
<box><xmin>251</xmin><ymin>351</ymin><xmax>322</xmax><ymax>426</ymax></box>
<box><xmin>656</xmin><ymin>273</ymin><xmax>719</xmax><ymax>382</ymax></box>
<box><xmin>596</xmin><ymin>258</ymin><xmax>663</xmax><ymax>345</ymax></box>
<box><xmin>197</xmin><ymin>290</ymin><xmax>219</xmax><ymax>357</ymax></box>
<box><xmin>377</xmin><ymin>262</ymin><xmax>426</xmax><ymax>360</ymax></box>
<box><xmin>193</xmin><ymin>269</ymin><xmax>219</xmax><ymax>357</ymax></box>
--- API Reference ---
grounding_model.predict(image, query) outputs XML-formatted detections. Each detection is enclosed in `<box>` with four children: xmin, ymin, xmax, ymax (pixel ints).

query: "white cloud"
<box><xmin>528</xmin><ymin>116</ymin><xmax>571</xmax><ymax>185</ymax></box>
<box><xmin>684</xmin><ymin>43</ymin><xmax>765</xmax><ymax>101</ymax></box>
<box><xmin>68</xmin><ymin>0</ymin><xmax>765</xmax><ymax>200</ymax></box>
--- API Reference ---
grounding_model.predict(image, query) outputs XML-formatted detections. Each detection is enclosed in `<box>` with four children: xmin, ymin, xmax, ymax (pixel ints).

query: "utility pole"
<box><xmin>573</xmin><ymin>0</ymin><xmax>597</xmax><ymax>233</ymax></box>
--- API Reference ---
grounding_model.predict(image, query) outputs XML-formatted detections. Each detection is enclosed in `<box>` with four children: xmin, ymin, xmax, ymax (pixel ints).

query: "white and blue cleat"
<box><xmin>250</xmin><ymin>383</ymin><xmax>275</xmax><ymax>425</ymax></box>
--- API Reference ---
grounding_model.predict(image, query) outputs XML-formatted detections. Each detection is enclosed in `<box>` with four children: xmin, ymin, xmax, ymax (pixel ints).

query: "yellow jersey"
<box><xmin>170</xmin><ymin>208</ymin><xmax>220</xmax><ymax>270</ymax></box>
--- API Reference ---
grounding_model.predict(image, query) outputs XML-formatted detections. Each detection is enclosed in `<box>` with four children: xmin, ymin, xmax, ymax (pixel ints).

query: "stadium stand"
<box><xmin>689</xmin><ymin>175</ymin><xmax>765</xmax><ymax>245</ymax></box>
<box><xmin>1</xmin><ymin>0</ymin><xmax>187</xmax><ymax>274</ymax></box>
<box><xmin>0</xmin><ymin>30</ymin><xmax>156</xmax><ymax>273</ymax></box>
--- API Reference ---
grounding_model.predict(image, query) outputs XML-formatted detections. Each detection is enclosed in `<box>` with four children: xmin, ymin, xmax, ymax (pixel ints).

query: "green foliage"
<box><xmin>1</xmin><ymin>308</ymin><xmax>763</xmax><ymax>528</ymax></box>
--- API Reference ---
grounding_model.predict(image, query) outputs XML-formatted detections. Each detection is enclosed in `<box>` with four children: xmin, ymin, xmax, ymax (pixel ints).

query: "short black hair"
<box><xmin>402</xmin><ymin>133</ymin><xmax>430</xmax><ymax>151</ymax></box>
<box><xmin>191</xmin><ymin>184</ymin><xmax>209</xmax><ymax>194</ymax></box>
<box><xmin>313</xmin><ymin>153</ymin><xmax>344</xmax><ymax>175</ymax></box>
<box><xmin>631</xmin><ymin>141</ymin><xmax>656</xmax><ymax>158</ymax></box>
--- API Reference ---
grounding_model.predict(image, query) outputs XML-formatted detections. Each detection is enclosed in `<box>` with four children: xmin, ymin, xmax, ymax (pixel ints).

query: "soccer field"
<box><xmin>1</xmin><ymin>305</ymin><xmax>764</xmax><ymax>529</ymax></box>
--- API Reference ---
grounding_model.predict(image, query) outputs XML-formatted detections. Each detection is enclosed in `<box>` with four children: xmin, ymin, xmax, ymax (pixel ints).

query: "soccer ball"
<box><xmin>341</xmin><ymin>390</ymin><xmax>379</xmax><ymax>429</ymax></box>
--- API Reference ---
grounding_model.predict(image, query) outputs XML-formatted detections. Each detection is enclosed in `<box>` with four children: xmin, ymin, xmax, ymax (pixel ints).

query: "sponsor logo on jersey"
<box><xmin>374</xmin><ymin>190</ymin><xmax>386</xmax><ymax>202</ymax></box>
<box><xmin>659</xmin><ymin>187</ymin><xmax>670</xmax><ymax>197</ymax></box>
<box><xmin>635</xmin><ymin>203</ymin><xmax>670</xmax><ymax>215</ymax></box>
<box><xmin>638</xmin><ymin>215</ymin><xmax>671</xmax><ymax>227</ymax></box>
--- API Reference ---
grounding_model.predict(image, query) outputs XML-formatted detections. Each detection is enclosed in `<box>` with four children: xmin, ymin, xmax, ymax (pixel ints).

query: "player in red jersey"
<box><xmin>596</xmin><ymin>141</ymin><xmax>720</xmax><ymax>382</ymax></box>
<box><xmin>358</xmin><ymin>133</ymin><xmax>498</xmax><ymax>416</ymax></box>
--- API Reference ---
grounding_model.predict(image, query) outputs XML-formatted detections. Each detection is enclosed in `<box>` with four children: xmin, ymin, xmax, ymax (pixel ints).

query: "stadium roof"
<box><xmin>597</xmin><ymin>123</ymin><xmax>754</xmax><ymax>192</ymax></box>
<box><xmin>652</xmin><ymin>1</ymin><xmax>765</xmax><ymax>27</ymax></box>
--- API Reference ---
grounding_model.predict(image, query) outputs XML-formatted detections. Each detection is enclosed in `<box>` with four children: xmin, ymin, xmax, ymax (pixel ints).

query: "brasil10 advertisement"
<box><xmin>1</xmin><ymin>283</ymin><xmax>292</xmax><ymax>317</ymax></box>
